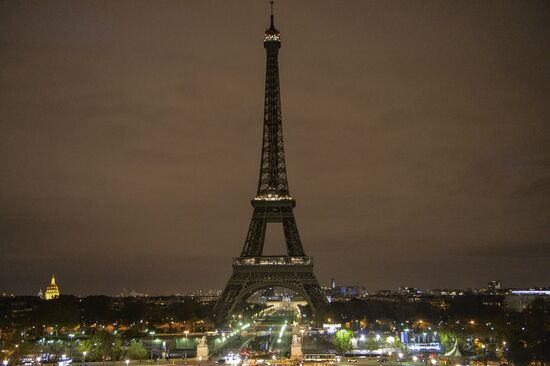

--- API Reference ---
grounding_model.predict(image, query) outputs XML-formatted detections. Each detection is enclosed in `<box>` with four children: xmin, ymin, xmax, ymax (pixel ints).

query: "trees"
<box><xmin>506</xmin><ymin>335</ymin><xmax>532</xmax><ymax>366</ymax></box>
<box><xmin>438</xmin><ymin>331</ymin><xmax>457</xmax><ymax>353</ymax></box>
<box><xmin>76</xmin><ymin>331</ymin><xmax>122</xmax><ymax>361</ymax></box>
<box><xmin>33</xmin><ymin>296</ymin><xmax>80</xmax><ymax>327</ymax></box>
<box><xmin>127</xmin><ymin>340</ymin><xmax>148</xmax><ymax>362</ymax></box>
<box><xmin>364</xmin><ymin>337</ymin><xmax>380</xmax><ymax>351</ymax></box>
<box><xmin>334</xmin><ymin>329</ymin><xmax>353</xmax><ymax>355</ymax></box>
<box><xmin>505</xmin><ymin>299</ymin><xmax>550</xmax><ymax>366</ymax></box>
<box><xmin>76</xmin><ymin>339</ymin><xmax>93</xmax><ymax>360</ymax></box>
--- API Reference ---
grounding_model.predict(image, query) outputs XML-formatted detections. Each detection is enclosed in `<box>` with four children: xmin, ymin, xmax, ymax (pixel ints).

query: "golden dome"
<box><xmin>44</xmin><ymin>274</ymin><xmax>60</xmax><ymax>300</ymax></box>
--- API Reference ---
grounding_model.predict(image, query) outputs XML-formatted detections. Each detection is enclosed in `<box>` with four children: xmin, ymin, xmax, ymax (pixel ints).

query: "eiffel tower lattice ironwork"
<box><xmin>213</xmin><ymin>4</ymin><xmax>327</xmax><ymax>325</ymax></box>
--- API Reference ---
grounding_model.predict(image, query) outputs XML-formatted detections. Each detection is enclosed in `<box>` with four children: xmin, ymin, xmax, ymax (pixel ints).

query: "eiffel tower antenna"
<box><xmin>213</xmin><ymin>4</ymin><xmax>327</xmax><ymax>326</ymax></box>
<box><xmin>270</xmin><ymin>1</ymin><xmax>274</xmax><ymax>28</ymax></box>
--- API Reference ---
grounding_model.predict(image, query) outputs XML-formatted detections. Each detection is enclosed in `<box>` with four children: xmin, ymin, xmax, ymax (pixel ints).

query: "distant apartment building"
<box><xmin>504</xmin><ymin>289</ymin><xmax>550</xmax><ymax>311</ymax></box>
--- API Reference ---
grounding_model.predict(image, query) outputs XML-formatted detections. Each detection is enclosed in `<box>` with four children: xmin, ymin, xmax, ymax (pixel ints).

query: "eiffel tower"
<box><xmin>214</xmin><ymin>3</ymin><xmax>327</xmax><ymax>326</ymax></box>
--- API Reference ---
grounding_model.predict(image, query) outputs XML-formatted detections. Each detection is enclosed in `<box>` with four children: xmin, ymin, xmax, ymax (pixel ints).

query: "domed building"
<box><xmin>44</xmin><ymin>274</ymin><xmax>60</xmax><ymax>300</ymax></box>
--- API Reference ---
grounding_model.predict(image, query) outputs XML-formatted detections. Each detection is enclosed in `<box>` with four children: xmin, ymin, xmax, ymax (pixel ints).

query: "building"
<box><xmin>325</xmin><ymin>279</ymin><xmax>368</xmax><ymax>302</ymax></box>
<box><xmin>504</xmin><ymin>289</ymin><xmax>550</xmax><ymax>311</ymax></box>
<box><xmin>44</xmin><ymin>274</ymin><xmax>60</xmax><ymax>300</ymax></box>
<box><xmin>330</xmin><ymin>285</ymin><xmax>368</xmax><ymax>300</ymax></box>
<box><xmin>487</xmin><ymin>280</ymin><xmax>503</xmax><ymax>294</ymax></box>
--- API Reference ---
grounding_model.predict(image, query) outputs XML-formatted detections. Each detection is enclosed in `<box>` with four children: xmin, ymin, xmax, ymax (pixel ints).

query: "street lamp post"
<box><xmin>149</xmin><ymin>332</ymin><xmax>155</xmax><ymax>361</ymax></box>
<box><xmin>3</xmin><ymin>359</ymin><xmax>9</xmax><ymax>366</ymax></box>
<box><xmin>83</xmin><ymin>351</ymin><xmax>87</xmax><ymax>364</ymax></box>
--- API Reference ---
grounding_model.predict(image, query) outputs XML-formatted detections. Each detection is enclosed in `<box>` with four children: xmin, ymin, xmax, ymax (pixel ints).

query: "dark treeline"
<box><xmin>328</xmin><ymin>295</ymin><xmax>514</xmax><ymax>324</ymax></box>
<box><xmin>2</xmin><ymin>294</ymin><xmax>547</xmax><ymax>329</ymax></box>
<box><xmin>0</xmin><ymin>295</ymin><xmax>214</xmax><ymax>329</ymax></box>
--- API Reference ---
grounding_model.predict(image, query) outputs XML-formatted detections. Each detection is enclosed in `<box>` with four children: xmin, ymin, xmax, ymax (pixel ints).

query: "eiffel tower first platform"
<box><xmin>213</xmin><ymin>4</ymin><xmax>327</xmax><ymax>326</ymax></box>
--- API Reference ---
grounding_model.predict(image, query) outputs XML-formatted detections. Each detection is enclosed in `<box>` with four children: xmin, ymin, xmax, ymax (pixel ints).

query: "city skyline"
<box><xmin>1</xmin><ymin>1</ymin><xmax>549</xmax><ymax>295</ymax></box>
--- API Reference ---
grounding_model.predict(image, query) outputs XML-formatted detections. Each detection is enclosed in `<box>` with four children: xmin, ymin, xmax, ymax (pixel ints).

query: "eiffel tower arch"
<box><xmin>214</xmin><ymin>4</ymin><xmax>327</xmax><ymax>326</ymax></box>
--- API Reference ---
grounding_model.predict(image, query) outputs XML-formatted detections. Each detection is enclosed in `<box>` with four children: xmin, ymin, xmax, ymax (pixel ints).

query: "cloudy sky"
<box><xmin>1</xmin><ymin>0</ymin><xmax>549</xmax><ymax>295</ymax></box>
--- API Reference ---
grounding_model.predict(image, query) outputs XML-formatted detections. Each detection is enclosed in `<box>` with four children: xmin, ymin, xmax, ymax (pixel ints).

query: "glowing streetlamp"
<box><xmin>82</xmin><ymin>351</ymin><xmax>87</xmax><ymax>363</ymax></box>
<box><xmin>3</xmin><ymin>360</ymin><xmax>8</xmax><ymax>366</ymax></box>
<box><xmin>149</xmin><ymin>331</ymin><xmax>155</xmax><ymax>360</ymax></box>
<box><xmin>431</xmin><ymin>359</ymin><xmax>437</xmax><ymax>365</ymax></box>
<box><xmin>412</xmin><ymin>356</ymin><xmax>418</xmax><ymax>362</ymax></box>
<box><xmin>125</xmin><ymin>360</ymin><xmax>129</xmax><ymax>366</ymax></box>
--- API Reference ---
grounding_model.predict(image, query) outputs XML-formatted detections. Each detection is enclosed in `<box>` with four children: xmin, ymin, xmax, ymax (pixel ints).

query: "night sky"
<box><xmin>1</xmin><ymin>1</ymin><xmax>549</xmax><ymax>296</ymax></box>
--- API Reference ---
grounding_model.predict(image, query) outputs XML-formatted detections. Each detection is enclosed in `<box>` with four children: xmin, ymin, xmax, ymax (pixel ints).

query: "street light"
<box><xmin>82</xmin><ymin>351</ymin><xmax>87</xmax><ymax>363</ymax></box>
<box><xmin>125</xmin><ymin>360</ymin><xmax>129</xmax><ymax>366</ymax></box>
<box><xmin>3</xmin><ymin>360</ymin><xmax>8</xmax><ymax>366</ymax></box>
<box><xmin>149</xmin><ymin>331</ymin><xmax>155</xmax><ymax>360</ymax></box>
<box><xmin>431</xmin><ymin>359</ymin><xmax>437</xmax><ymax>365</ymax></box>
<box><xmin>412</xmin><ymin>356</ymin><xmax>418</xmax><ymax>363</ymax></box>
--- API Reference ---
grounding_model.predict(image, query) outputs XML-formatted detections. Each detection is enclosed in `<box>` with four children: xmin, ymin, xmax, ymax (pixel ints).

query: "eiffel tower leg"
<box><xmin>281</xmin><ymin>209</ymin><xmax>305</xmax><ymax>256</ymax></box>
<box><xmin>214</xmin><ymin>282</ymin><xmax>244</xmax><ymax>327</ymax></box>
<box><xmin>302</xmin><ymin>283</ymin><xmax>329</xmax><ymax>317</ymax></box>
<box><xmin>241</xmin><ymin>207</ymin><xmax>268</xmax><ymax>257</ymax></box>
